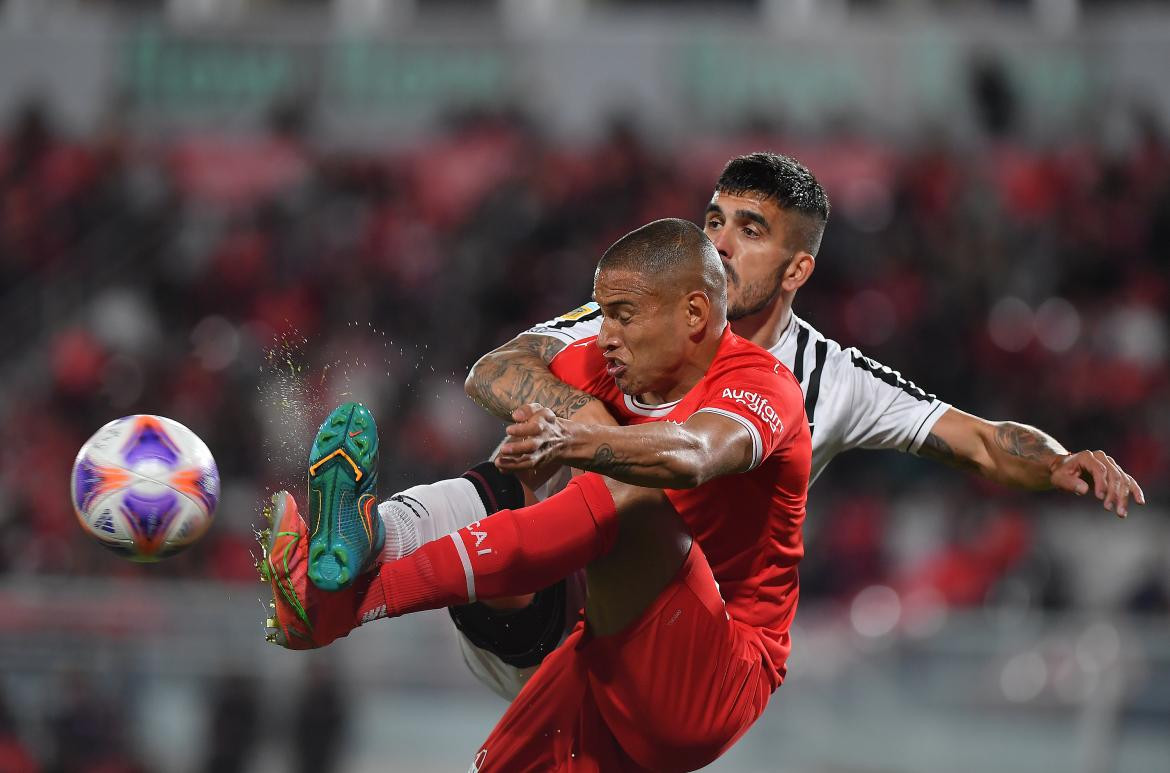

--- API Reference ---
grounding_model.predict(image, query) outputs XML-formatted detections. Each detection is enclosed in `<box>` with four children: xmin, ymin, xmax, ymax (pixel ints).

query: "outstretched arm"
<box><xmin>918</xmin><ymin>408</ymin><xmax>1146</xmax><ymax>517</ymax></box>
<box><xmin>465</xmin><ymin>334</ymin><xmax>617</xmax><ymax>425</ymax></box>
<box><xmin>495</xmin><ymin>404</ymin><xmax>755</xmax><ymax>489</ymax></box>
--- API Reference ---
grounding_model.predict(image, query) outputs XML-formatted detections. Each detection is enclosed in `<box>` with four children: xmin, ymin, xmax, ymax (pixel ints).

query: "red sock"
<box><xmin>356</xmin><ymin>473</ymin><xmax>617</xmax><ymax>622</ymax></box>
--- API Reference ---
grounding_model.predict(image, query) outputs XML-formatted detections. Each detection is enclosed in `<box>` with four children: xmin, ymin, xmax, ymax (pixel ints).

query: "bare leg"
<box><xmin>584</xmin><ymin>480</ymin><xmax>692</xmax><ymax>637</ymax></box>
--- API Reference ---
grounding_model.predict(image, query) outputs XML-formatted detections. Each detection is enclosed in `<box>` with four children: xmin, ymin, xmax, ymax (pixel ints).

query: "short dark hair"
<box><xmin>597</xmin><ymin>218</ymin><xmax>726</xmax><ymax>316</ymax></box>
<box><xmin>715</xmin><ymin>152</ymin><xmax>830</xmax><ymax>255</ymax></box>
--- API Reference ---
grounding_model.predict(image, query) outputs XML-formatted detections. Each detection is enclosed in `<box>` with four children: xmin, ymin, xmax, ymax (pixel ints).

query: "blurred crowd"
<box><xmin>0</xmin><ymin>97</ymin><xmax>1166</xmax><ymax>614</ymax></box>
<box><xmin>0</xmin><ymin>662</ymin><xmax>346</xmax><ymax>773</ymax></box>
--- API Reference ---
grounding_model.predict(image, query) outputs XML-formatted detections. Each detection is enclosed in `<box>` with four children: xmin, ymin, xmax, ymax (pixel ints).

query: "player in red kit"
<box><xmin>261</xmin><ymin>218</ymin><xmax>811</xmax><ymax>771</ymax></box>
<box><xmin>522</xmin><ymin>287</ymin><xmax>810</xmax><ymax>688</ymax></box>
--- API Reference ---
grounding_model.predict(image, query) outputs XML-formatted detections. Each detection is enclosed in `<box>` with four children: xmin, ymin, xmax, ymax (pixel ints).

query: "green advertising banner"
<box><xmin>121</xmin><ymin>28</ymin><xmax>509</xmax><ymax>123</ymax></box>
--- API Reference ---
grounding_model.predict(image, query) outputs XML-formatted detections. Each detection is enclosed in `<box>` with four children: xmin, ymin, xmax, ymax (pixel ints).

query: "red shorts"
<box><xmin>469</xmin><ymin>541</ymin><xmax>774</xmax><ymax>773</ymax></box>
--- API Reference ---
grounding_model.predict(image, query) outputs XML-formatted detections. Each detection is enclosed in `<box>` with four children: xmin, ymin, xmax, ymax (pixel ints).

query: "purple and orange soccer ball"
<box><xmin>71</xmin><ymin>415</ymin><xmax>219</xmax><ymax>562</ymax></box>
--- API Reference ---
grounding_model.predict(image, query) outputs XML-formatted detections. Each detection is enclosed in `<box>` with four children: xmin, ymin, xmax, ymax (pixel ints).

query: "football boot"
<box><xmin>306</xmin><ymin>402</ymin><xmax>383</xmax><ymax>591</ymax></box>
<box><xmin>257</xmin><ymin>490</ymin><xmax>358</xmax><ymax>649</ymax></box>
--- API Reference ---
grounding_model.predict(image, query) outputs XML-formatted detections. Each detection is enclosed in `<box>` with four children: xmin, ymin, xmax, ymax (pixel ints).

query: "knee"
<box><xmin>604</xmin><ymin>480</ymin><xmax>690</xmax><ymax>558</ymax></box>
<box><xmin>604</xmin><ymin>479</ymin><xmax>669</xmax><ymax>515</ymax></box>
<box><xmin>602</xmin><ymin>674</ymin><xmax>766</xmax><ymax>772</ymax></box>
<box><xmin>448</xmin><ymin>580</ymin><xmax>568</xmax><ymax>669</ymax></box>
<box><xmin>623</xmin><ymin>717</ymin><xmax>738</xmax><ymax>773</ymax></box>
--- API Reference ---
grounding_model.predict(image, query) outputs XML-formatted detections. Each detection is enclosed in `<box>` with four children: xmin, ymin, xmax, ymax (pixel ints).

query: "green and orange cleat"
<box><xmin>258</xmin><ymin>490</ymin><xmax>358</xmax><ymax>649</ymax></box>
<box><xmin>305</xmin><ymin>402</ymin><xmax>383</xmax><ymax>591</ymax></box>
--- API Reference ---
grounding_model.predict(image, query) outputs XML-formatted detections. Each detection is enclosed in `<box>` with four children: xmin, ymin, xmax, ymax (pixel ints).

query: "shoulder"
<box><xmin>722</xmin><ymin>329</ymin><xmax>783</xmax><ymax>366</ymax></box>
<box><xmin>708</xmin><ymin>332</ymin><xmax>803</xmax><ymax>407</ymax></box>
<box><xmin>719</xmin><ymin>330</ymin><xmax>797</xmax><ymax>386</ymax></box>
<box><xmin>775</xmin><ymin>314</ymin><xmax>847</xmax><ymax>370</ymax></box>
<box><xmin>549</xmin><ymin>335</ymin><xmax>603</xmax><ymax>374</ymax></box>
<box><xmin>835</xmin><ymin>345</ymin><xmax>937</xmax><ymax>403</ymax></box>
<box><xmin>780</xmin><ymin>314</ymin><xmax>930</xmax><ymax>395</ymax></box>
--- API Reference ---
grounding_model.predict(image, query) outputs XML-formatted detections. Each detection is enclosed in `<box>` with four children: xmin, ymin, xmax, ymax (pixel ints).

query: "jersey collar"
<box><xmin>774</xmin><ymin>311</ymin><xmax>798</xmax><ymax>353</ymax></box>
<box><xmin>623</xmin><ymin>393</ymin><xmax>683</xmax><ymax>417</ymax></box>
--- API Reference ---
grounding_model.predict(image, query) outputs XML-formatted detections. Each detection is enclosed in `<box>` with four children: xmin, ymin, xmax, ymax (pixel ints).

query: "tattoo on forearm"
<box><xmin>919</xmin><ymin>432</ymin><xmax>981</xmax><ymax>472</ymax></box>
<box><xmin>466</xmin><ymin>355</ymin><xmax>518</xmax><ymax>419</ymax></box>
<box><xmin>588</xmin><ymin>444</ymin><xmax>637</xmax><ymax>477</ymax></box>
<box><xmin>993</xmin><ymin>423</ymin><xmax>1064</xmax><ymax>463</ymax></box>
<box><xmin>467</xmin><ymin>337</ymin><xmax>598</xmax><ymax>421</ymax></box>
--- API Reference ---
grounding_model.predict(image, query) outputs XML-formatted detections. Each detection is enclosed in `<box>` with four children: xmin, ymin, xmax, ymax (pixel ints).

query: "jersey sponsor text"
<box><xmin>721</xmin><ymin>387</ymin><xmax>782</xmax><ymax>432</ymax></box>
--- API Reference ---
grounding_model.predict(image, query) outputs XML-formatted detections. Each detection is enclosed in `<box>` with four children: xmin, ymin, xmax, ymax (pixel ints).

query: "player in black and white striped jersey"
<box><xmin>478</xmin><ymin>152</ymin><xmax>1143</xmax><ymax>501</ymax></box>
<box><xmin>372</xmin><ymin>152</ymin><xmax>1144</xmax><ymax>701</ymax></box>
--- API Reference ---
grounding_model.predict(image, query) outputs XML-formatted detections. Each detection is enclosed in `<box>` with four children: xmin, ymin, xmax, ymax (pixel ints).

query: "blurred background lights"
<box><xmin>1033</xmin><ymin>297</ymin><xmax>1081</xmax><ymax>353</ymax></box>
<box><xmin>900</xmin><ymin>587</ymin><xmax>949</xmax><ymax>639</ymax></box>
<box><xmin>89</xmin><ymin>287</ymin><xmax>160</xmax><ymax>354</ymax></box>
<box><xmin>1001</xmin><ymin>651</ymin><xmax>1049</xmax><ymax>703</ymax></box>
<box><xmin>1100</xmin><ymin>305</ymin><xmax>1167</xmax><ymax>369</ymax></box>
<box><xmin>191</xmin><ymin>315</ymin><xmax>241</xmax><ymax>372</ymax></box>
<box><xmin>988</xmin><ymin>296</ymin><xmax>1034</xmax><ymax>352</ymax></box>
<box><xmin>1076</xmin><ymin>621</ymin><xmax>1122</xmax><ymax>673</ymax></box>
<box><xmin>850</xmin><ymin>585</ymin><xmax>901</xmax><ymax>639</ymax></box>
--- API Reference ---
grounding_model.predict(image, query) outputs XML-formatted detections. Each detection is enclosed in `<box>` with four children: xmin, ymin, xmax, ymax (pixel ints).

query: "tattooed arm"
<box><xmin>465</xmin><ymin>334</ymin><xmax>617</xmax><ymax>425</ymax></box>
<box><xmin>918</xmin><ymin>408</ymin><xmax>1146</xmax><ymax>517</ymax></box>
<box><xmin>495</xmin><ymin>404</ymin><xmax>755</xmax><ymax>489</ymax></box>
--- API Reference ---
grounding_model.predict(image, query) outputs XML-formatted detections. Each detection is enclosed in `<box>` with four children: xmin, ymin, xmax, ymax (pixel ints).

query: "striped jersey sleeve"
<box><xmin>523</xmin><ymin>302</ymin><xmax>602</xmax><ymax>346</ymax></box>
<box><xmin>773</xmin><ymin>314</ymin><xmax>950</xmax><ymax>481</ymax></box>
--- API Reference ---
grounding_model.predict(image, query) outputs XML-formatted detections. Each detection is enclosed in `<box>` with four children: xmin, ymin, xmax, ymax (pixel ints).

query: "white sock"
<box><xmin>377</xmin><ymin>478</ymin><xmax>488</xmax><ymax>562</ymax></box>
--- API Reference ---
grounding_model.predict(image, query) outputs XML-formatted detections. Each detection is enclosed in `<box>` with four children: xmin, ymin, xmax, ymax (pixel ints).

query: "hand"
<box><xmin>496</xmin><ymin>403</ymin><xmax>572</xmax><ymax>472</ymax></box>
<box><xmin>1049</xmin><ymin>450</ymin><xmax>1146</xmax><ymax>518</ymax></box>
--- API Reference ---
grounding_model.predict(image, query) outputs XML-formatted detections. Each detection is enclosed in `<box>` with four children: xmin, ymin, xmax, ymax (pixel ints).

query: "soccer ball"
<box><xmin>71</xmin><ymin>415</ymin><xmax>219</xmax><ymax>562</ymax></box>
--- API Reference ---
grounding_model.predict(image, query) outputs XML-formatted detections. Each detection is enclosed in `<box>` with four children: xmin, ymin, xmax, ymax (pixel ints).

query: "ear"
<box><xmin>684</xmin><ymin>290</ymin><xmax>711</xmax><ymax>332</ymax></box>
<box><xmin>781</xmin><ymin>252</ymin><xmax>815</xmax><ymax>293</ymax></box>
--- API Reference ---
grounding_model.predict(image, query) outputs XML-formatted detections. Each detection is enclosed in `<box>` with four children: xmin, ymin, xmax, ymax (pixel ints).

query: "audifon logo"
<box><xmin>468</xmin><ymin>749</ymin><xmax>488</xmax><ymax>772</ymax></box>
<box><xmin>721</xmin><ymin>388</ymin><xmax>782</xmax><ymax>432</ymax></box>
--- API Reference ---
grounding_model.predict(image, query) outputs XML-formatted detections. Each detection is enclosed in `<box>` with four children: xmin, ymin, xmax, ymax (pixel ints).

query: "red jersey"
<box><xmin>550</xmin><ymin>327</ymin><xmax>811</xmax><ymax>686</ymax></box>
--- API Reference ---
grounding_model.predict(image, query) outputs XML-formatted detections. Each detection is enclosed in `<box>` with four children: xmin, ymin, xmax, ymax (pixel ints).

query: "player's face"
<box><xmin>703</xmin><ymin>191</ymin><xmax>795</xmax><ymax>320</ymax></box>
<box><xmin>593</xmin><ymin>268</ymin><xmax>691</xmax><ymax>398</ymax></box>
